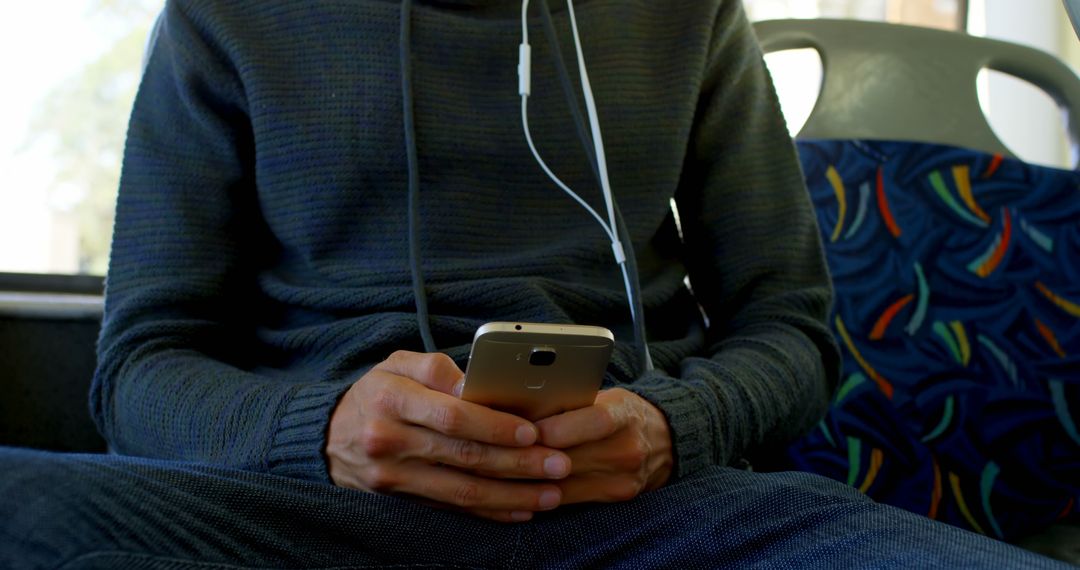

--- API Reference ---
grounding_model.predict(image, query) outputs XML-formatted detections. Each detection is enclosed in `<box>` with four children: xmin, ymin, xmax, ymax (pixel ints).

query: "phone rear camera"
<box><xmin>529</xmin><ymin>348</ymin><xmax>557</xmax><ymax>366</ymax></box>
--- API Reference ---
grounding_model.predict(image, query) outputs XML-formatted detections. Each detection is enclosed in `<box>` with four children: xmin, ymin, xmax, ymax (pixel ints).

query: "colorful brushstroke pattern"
<box><xmin>785</xmin><ymin>140</ymin><xmax>1080</xmax><ymax>541</ymax></box>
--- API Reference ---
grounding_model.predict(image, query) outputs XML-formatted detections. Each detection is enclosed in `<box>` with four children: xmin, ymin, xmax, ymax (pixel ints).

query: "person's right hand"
<box><xmin>326</xmin><ymin>350</ymin><xmax>572</xmax><ymax>522</ymax></box>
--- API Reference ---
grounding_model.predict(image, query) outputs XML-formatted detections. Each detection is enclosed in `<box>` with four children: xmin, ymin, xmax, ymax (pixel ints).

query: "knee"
<box><xmin>0</xmin><ymin>447</ymin><xmax>87</xmax><ymax>498</ymax></box>
<box><xmin>0</xmin><ymin>447</ymin><xmax>114</xmax><ymax>524</ymax></box>
<box><xmin>759</xmin><ymin>470</ymin><xmax>872</xmax><ymax>504</ymax></box>
<box><xmin>670</xmin><ymin>466</ymin><xmax>873</xmax><ymax>511</ymax></box>
<box><xmin>0</xmin><ymin>448</ymin><xmax>122</xmax><ymax>567</ymax></box>
<box><xmin>3</xmin><ymin>444</ymin><xmax>109</xmax><ymax>480</ymax></box>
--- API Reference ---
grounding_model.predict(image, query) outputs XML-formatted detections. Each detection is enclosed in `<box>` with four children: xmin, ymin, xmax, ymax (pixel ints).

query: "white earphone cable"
<box><xmin>521</xmin><ymin>98</ymin><xmax>617</xmax><ymax>245</ymax></box>
<box><xmin>518</xmin><ymin>0</ymin><xmax>647</xmax><ymax>341</ymax></box>
<box><xmin>564</xmin><ymin>0</ymin><xmax>622</xmax><ymax>261</ymax></box>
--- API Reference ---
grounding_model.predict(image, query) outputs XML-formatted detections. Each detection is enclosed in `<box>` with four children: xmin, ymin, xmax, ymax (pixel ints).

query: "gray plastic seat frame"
<box><xmin>753</xmin><ymin>18</ymin><xmax>1080</xmax><ymax>167</ymax></box>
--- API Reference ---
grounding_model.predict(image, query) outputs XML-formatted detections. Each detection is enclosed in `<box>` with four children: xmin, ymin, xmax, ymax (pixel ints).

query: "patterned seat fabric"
<box><xmin>786</xmin><ymin>139</ymin><xmax>1080</xmax><ymax>541</ymax></box>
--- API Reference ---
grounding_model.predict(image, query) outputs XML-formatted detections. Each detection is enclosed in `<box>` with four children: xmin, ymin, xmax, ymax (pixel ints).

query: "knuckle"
<box><xmin>515</xmin><ymin>451</ymin><xmax>535</xmax><ymax>474</ymax></box>
<box><xmin>617</xmin><ymin>439</ymin><xmax>649</xmax><ymax>471</ymax></box>
<box><xmin>595</xmin><ymin>407</ymin><xmax>618</xmax><ymax>437</ymax></box>
<box><xmin>418</xmin><ymin>352</ymin><xmax>454</xmax><ymax>382</ymax></box>
<box><xmin>362</xmin><ymin>464</ymin><xmax>399</xmax><ymax>493</ymax></box>
<box><xmin>357</xmin><ymin>420</ymin><xmax>398</xmax><ymax>458</ymax></box>
<box><xmin>452</xmin><ymin>439</ymin><xmax>488</xmax><ymax>468</ymax></box>
<box><xmin>432</xmin><ymin>405</ymin><xmax>464</xmax><ymax>434</ymax></box>
<box><xmin>371</xmin><ymin>387</ymin><xmax>401</xmax><ymax>417</ymax></box>
<box><xmin>607</xmin><ymin>478</ymin><xmax>644</xmax><ymax>502</ymax></box>
<box><xmin>452</xmin><ymin>481</ymin><xmax>483</xmax><ymax>508</ymax></box>
<box><xmin>429</xmin><ymin>352</ymin><xmax>457</xmax><ymax>373</ymax></box>
<box><xmin>385</xmin><ymin>350</ymin><xmax>411</xmax><ymax>369</ymax></box>
<box><xmin>416</xmin><ymin>353</ymin><xmax>438</xmax><ymax>381</ymax></box>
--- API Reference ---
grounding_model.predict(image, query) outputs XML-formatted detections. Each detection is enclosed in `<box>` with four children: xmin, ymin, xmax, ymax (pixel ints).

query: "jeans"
<box><xmin>0</xmin><ymin>447</ymin><xmax>1068</xmax><ymax>569</ymax></box>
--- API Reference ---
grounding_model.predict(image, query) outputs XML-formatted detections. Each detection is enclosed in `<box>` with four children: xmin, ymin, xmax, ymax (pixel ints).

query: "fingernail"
<box><xmin>538</xmin><ymin>489</ymin><xmax>560</xmax><ymax>510</ymax></box>
<box><xmin>543</xmin><ymin>455</ymin><xmax>570</xmax><ymax>478</ymax></box>
<box><xmin>452</xmin><ymin>377</ymin><xmax>465</xmax><ymax>398</ymax></box>
<box><xmin>511</xmin><ymin>511</ymin><xmax>533</xmax><ymax>522</ymax></box>
<box><xmin>515</xmin><ymin>425</ymin><xmax>537</xmax><ymax>446</ymax></box>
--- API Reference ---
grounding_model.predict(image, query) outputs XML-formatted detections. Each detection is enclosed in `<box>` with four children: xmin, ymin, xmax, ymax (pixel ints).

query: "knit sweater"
<box><xmin>92</xmin><ymin>0</ymin><xmax>839</xmax><ymax>483</ymax></box>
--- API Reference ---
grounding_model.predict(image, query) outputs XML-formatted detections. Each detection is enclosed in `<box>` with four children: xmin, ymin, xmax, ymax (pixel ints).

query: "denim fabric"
<box><xmin>0</xmin><ymin>447</ymin><xmax>1068</xmax><ymax>569</ymax></box>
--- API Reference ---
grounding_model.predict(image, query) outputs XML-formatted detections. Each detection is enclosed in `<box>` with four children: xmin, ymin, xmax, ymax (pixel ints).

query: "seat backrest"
<box><xmin>753</xmin><ymin>18</ymin><xmax>1080</xmax><ymax>166</ymax></box>
<box><xmin>754</xmin><ymin>19</ymin><xmax>1080</xmax><ymax>543</ymax></box>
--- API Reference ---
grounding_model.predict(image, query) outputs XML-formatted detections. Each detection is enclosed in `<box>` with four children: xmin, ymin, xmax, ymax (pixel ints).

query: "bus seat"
<box><xmin>754</xmin><ymin>19</ymin><xmax>1080</xmax><ymax>564</ymax></box>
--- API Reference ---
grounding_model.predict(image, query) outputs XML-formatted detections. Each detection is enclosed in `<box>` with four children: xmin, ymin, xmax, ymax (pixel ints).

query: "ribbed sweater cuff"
<box><xmin>266</xmin><ymin>382</ymin><xmax>351</xmax><ymax>483</ymax></box>
<box><xmin>625</xmin><ymin>370</ymin><xmax>729</xmax><ymax>479</ymax></box>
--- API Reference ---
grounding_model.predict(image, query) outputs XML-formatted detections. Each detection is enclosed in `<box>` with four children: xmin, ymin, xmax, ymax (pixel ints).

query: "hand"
<box><xmin>534</xmin><ymin>388</ymin><xmax>673</xmax><ymax>504</ymax></box>
<box><xmin>326</xmin><ymin>351</ymin><xmax>573</xmax><ymax>522</ymax></box>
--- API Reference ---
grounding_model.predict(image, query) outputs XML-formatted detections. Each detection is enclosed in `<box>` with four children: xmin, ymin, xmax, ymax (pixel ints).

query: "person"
<box><xmin>0</xmin><ymin>0</ymin><xmax>1068</xmax><ymax>567</ymax></box>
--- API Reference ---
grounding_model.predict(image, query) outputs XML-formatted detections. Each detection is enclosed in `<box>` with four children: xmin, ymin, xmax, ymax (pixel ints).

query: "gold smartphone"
<box><xmin>460</xmin><ymin>322</ymin><xmax>614</xmax><ymax>421</ymax></box>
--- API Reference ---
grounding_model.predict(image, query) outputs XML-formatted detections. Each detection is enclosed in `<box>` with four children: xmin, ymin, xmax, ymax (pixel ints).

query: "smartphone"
<box><xmin>460</xmin><ymin>322</ymin><xmax>614</xmax><ymax>421</ymax></box>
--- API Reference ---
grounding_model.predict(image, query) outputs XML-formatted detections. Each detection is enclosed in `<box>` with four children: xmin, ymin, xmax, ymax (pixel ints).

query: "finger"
<box><xmin>467</xmin><ymin>509</ymin><xmax>536</xmax><ymax>523</ymax></box>
<box><xmin>399</xmin><ymin>462</ymin><xmax>563</xmax><ymax>512</ymax></box>
<box><xmin>390</xmin><ymin>380</ymin><xmax>539</xmax><ymax>447</ymax></box>
<box><xmin>410</xmin><ymin>499</ymin><xmax>534</xmax><ymax>523</ymax></box>
<box><xmin>559</xmin><ymin>435</ymin><xmax>638</xmax><ymax>475</ymax></box>
<box><xmin>556</xmin><ymin>473</ymin><xmax>645</xmax><ymax>505</ymax></box>
<box><xmin>400</xmin><ymin>425</ymin><xmax>571</xmax><ymax>479</ymax></box>
<box><xmin>535</xmin><ymin>395</ymin><xmax>628</xmax><ymax>449</ymax></box>
<box><xmin>376</xmin><ymin>350</ymin><xmax>463</xmax><ymax>396</ymax></box>
<box><xmin>362</xmin><ymin>367</ymin><xmax>538</xmax><ymax>447</ymax></box>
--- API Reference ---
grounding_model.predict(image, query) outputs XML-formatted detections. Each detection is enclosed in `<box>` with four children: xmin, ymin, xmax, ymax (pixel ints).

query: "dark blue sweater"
<box><xmin>92</xmin><ymin>0</ymin><xmax>838</xmax><ymax>483</ymax></box>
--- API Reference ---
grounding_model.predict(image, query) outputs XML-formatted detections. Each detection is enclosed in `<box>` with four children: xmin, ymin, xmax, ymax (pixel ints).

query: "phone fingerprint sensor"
<box><xmin>525</xmin><ymin>377</ymin><xmax>546</xmax><ymax>390</ymax></box>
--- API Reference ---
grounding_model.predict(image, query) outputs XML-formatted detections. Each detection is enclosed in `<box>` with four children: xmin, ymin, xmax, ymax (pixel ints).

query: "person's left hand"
<box><xmin>533</xmin><ymin>388</ymin><xmax>673</xmax><ymax>504</ymax></box>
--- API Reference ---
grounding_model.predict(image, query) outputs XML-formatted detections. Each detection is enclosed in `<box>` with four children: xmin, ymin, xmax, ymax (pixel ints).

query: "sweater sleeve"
<box><xmin>625</xmin><ymin>1</ymin><xmax>840</xmax><ymax>477</ymax></box>
<box><xmin>90</xmin><ymin>0</ymin><xmax>347</xmax><ymax>482</ymax></box>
